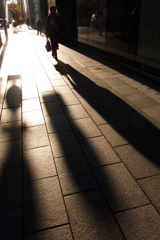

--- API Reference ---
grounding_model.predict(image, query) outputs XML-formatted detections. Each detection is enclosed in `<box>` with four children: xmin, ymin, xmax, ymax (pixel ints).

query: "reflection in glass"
<box><xmin>137</xmin><ymin>1</ymin><xmax>160</xmax><ymax>70</ymax></box>
<box><xmin>77</xmin><ymin>0</ymin><xmax>142</xmax><ymax>60</ymax></box>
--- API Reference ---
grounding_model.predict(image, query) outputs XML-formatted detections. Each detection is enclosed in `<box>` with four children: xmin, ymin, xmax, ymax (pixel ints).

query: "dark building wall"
<box><xmin>39</xmin><ymin>0</ymin><xmax>48</xmax><ymax>26</ymax></box>
<box><xmin>66</xmin><ymin>0</ymin><xmax>77</xmax><ymax>38</ymax></box>
<box><xmin>56</xmin><ymin>0</ymin><xmax>77</xmax><ymax>40</ymax></box>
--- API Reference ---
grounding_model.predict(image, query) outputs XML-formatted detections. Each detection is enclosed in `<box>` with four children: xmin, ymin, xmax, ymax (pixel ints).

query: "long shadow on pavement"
<box><xmin>0</xmin><ymin>85</ymin><xmax>34</xmax><ymax>240</ymax></box>
<box><xmin>55</xmin><ymin>60</ymin><xmax>160</xmax><ymax>166</ymax></box>
<box><xmin>42</xmin><ymin>60</ymin><xmax>160</xmax><ymax>239</ymax></box>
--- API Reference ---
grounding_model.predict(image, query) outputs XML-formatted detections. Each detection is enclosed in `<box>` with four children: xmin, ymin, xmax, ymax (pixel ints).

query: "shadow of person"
<box><xmin>0</xmin><ymin>85</ymin><xmax>35</xmax><ymax>240</ymax></box>
<box><xmin>56</xmin><ymin>60</ymin><xmax>160</xmax><ymax>166</ymax></box>
<box><xmin>42</xmin><ymin>60</ymin><xmax>160</xmax><ymax>238</ymax></box>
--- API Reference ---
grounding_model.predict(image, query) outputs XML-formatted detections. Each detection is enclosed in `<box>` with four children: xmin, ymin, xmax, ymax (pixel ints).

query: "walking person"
<box><xmin>45</xmin><ymin>5</ymin><xmax>63</xmax><ymax>61</ymax></box>
<box><xmin>37</xmin><ymin>19</ymin><xmax>42</xmax><ymax>35</ymax></box>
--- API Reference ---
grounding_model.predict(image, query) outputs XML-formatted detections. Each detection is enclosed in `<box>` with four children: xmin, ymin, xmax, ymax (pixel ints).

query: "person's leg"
<box><xmin>50</xmin><ymin>39</ymin><xmax>58</xmax><ymax>61</ymax></box>
<box><xmin>52</xmin><ymin>49</ymin><xmax>58</xmax><ymax>61</ymax></box>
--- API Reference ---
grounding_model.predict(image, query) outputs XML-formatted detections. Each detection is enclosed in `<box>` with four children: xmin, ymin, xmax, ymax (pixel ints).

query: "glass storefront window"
<box><xmin>77</xmin><ymin>0</ymin><xmax>141</xmax><ymax>58</ymax></box>
<box><xmin>77</xmin><ymin>0</ymin><xmax>106</xmax><ymax>50</ymax></box>
<box><xmin>76</xmin><ymin>0</ymin><xmax>160</xmax><ymax>74</ymax></box>
<box><xmin>137</xmin><ymin>0</ymin><xmax>160</xmax><ymax>70</ymax></box>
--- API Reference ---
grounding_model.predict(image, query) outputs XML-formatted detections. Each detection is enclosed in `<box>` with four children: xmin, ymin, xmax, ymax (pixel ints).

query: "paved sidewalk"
<box><xmin>0</xmin><ymin>26</ymin><xmax>160</xmax><ymax>240</ymax></box>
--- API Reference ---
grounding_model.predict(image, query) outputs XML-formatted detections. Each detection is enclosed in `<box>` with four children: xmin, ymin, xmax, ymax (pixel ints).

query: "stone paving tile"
<box><xmin>49</xmin><ymin>130</ymin><xmax>82</xmax><ymax>158</ymax></box>
<box><xmin>102</xmin><ymin>77</ymin><xmax>127</xmax><ymax>87</ymax></box>
<box><xmin>115</xmin><ymin>205</ymin><xmax>160</xmax><ymax>240</ymax></box>
<box><xmin>142</xmin><ymin>104</ymin><xmax>160</xmax><ymax>125</ymax></box>
<box><xmin>0</xmin><ymin>121</ymin><xmax>22</xmax><ymax>142</ymax></box>
<box><xmin>36</xmin><ymin>81</ymin><xmax>53</xmax><ymax>93</ymax></box>
<box><xmin>23</xmin><ymin>110</ymin><xmax>45</xmax><ymax>127</ymax></box>
<box><xmin>146</xmin><ymin>93</ymin><xmax>160</xmax><ymax>103</ymax></box>
<box><xmin>23</xmin><ymin>125</ymin><xmax>49</xmax><ymax>150</ymax></box>
<box><xmin>0</xmin><ymin>139</ymin><xmax>22</xmax><ymax>169</ymax></box>
<box><xmin>94</xmin><ymin>163</ymin><xmax>149</xmax><ymax>212</ymax></box>
<box><xmin>0</xmin><ymin>81</ymin><xmax>7</xmax><ymax>95</ymax></box>
<box><xmin>63</xmin><ymin>104</ymin><xmax>89</xmax><ymax>120</ymax></box>
<box><xmin>93</xmin><ymin>89</ymin><xmax>131</xmax><ymax>113</ymax></box>
<box><xmin>22</xmin><ymin>98</ymin><xmax>41</xmax><ymax>112</ymax></box>
<box><xmin>113</xmin><ymin>110</ymin><xmax>151</xmax><ymax>130</ymax></box>
<box><xmin>112</xmin><ymin>84</ymin><xmax>141</xmax><ymax>96</ymax></box>
<box><xmin>80</xmin><ymin>136</ymin><xmax>121</xmax><ymax>168</ymax></box>
<box><xmin>51</xmin><ymin>79</ymin><xmax>67</xmax><ymax>87</ymax></box>
<box><xmin>115</xmin><ymin>144</ymin><xmax>160</xmax><ymax>179</ymax></box>
<box><xmin>0</xmin><ymin>107</ymin><xmax>21</xmax><ymax>122</ymax></box>
<box><xmin>78</xmin><ymin>95</ymin><xmax>105</xmax><ymax>111</ymax></box>
<box><xmin>22</xmin><ymin>87</ymin><xmax>39</xmax><ymax>100</ymax></box>
<box><xmin>55</xmin><ymin>154</ymin><xmax>98</xmax><ymax>195</ymax></box>
<box><xmin>132</xmin><ymin>83</ymin><xmax>160</xmax><ymax>94</ymax></box>
<box><xmin>71</xmin><ymin>117</ymin><xmax>102</xmax><ymax>139</ymax></box>
<box><xmin>0</xmin><ymin>93</ymin><xmax>4</xmax><ymax>104</ymax></box>
<box><xmin>65</xmin><ymin>189</ymin><xmax>125</xmax><ymax>240</ymax></box>
<box><xmin>58</xmin><ymin>93</ymin><xmax>80</xmax><ymax>106</ymax></box>
<box><xmin>64</xmin><ymin>74</ymin><xmax>85</xmax><ymax>89</ymax></box>
<box><xmin>99</xmin><ymin>122</ymin><xmax>135</xmax><ymax>147</ymax></box>
<box><xmin>5</xmin><ymin>82</ymin><xmax>21</xmax><ymax>95</ymax></box>
<box><xmin>24</xmin><ymin>225</ymin><xmax>73</xmax><ymax>240</ymax></box>
<box><xmin>87</xmin><ymin>107</ymin><xmax>116</xmax><ymax>125</ymax></box>
<box><xmin>72</xmin><ymin>88</ymin><xmax>93</xmax><ymax>100</ymax></box>
<box><xmin>0</xmin><ymin>166</ymin><xmax>22</xmax><ymax>211</ymax></box>
<box><xmin>34</xmin><ymin>76</ymin><xmax>53</xmax><ymax>93</ymax></box>
<box><xmin>3</xmin><ymin>95</ymin><xmax>21</xmax><ymax>108</ymax></box>
<box><xmin>125</xmin><ymin>93</ymin><xmax>159</xmax><ymax>109</ymax></box>
<box><xmin>48</xmin><ymin>73</ymin><xmax>63</xmax><ymax>80</ymax></box>
<box><xmin>50</xmin><ymin>75</ymin><xmax>65</xmax><ymax>82</ymax></box>
<box><xmin>0</xmin><ymin>208</ymin><xmax>22</xmax><ymax>240</ymax></box>
<box><xmin>23</xmin><ymin>176</ymin><xmax>68</xmax><ymax>233</ymax></box>
<box><xmin>7</xmin><ymin>74</ymin><xmax>21</xmax><ymax>81</ymax></box>
<box><xmin>89</xmin><ymin>79</ymin><xmax>111</xmax><ymax>89</ymax></box>
<box><xmin>39</xmin><ymin>90</ymin><xmax>58</xmax><ymax>103</ymax></box>
<box><xmin>138</xmin><ymin>176</ymin><xmax>160</xmax><ymax>214</ymax></box>
<box><xmin>93</xmin><ymin>71</ymin><xmax>112</xmax><ymax>79</ymax></box>
<box><xmin>23</xmin><ymin>146</ymin><xmax>57</xmax><ymax>182</ymax></box>
<box><xmin>54</xmin><ymin>85</ymin><xmax>73</xmax><ymax>95</ymax></box>
<box><xmin>45</xmin><ymin>113</ymin><xmax>71</xmax><ymax>133</ymax></box>
<box><xmin>41</xmin><ymin>101</ymin><xmax>64</xmax><ymax>116</ymax></box>
<box><xmin>131</xmin><ymin>127</ymin><xmax>160</xmax><ymax>158</ymax></box>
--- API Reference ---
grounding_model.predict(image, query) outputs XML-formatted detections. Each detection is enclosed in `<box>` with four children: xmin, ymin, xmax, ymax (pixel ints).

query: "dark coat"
<box><xmin>45</xmin><ymin>12</ymin><xmax>62</xmax><ymax>42</ymax></box>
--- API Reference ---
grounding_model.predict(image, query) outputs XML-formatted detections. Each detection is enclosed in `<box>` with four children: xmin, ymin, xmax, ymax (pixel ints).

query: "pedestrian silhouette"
<box><xmin>37</xmin><ymin>19</ymin><xmax>42</xmax><ymax>35</ymax></box>
<box><xmin>45</xmin><ymin>5</ymin><xmax>63</xmax><ymax>61</ymax></box>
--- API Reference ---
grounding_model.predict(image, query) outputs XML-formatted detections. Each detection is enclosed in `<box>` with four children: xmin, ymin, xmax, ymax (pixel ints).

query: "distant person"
<box><xmin>37</xmin><ymin>19</ymin><xmax>42</xmax><ymax>35</ymax></box>
<box><xmin>45</xmin><ymin>5</ymin><xmax>63</xmax><ymax>61</ymax></box>
<box><xmin>26</xmin><ymin>18</ymin><xmax>31</xmax><ymax>29</ymax></box>
<box><xmin>91</xmin><ymin>11</ymin><xmax>97</xmax><ymax>27</ymax></box>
